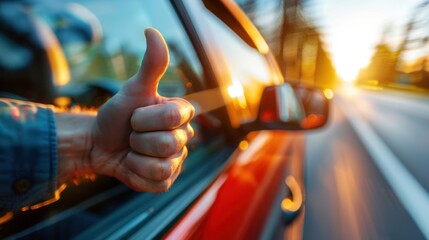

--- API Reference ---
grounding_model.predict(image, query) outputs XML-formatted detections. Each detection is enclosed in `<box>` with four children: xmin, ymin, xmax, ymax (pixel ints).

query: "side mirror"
<box><xmin>243</xmin><ymin>83</ymin><xmax>331</xmax><ymax>131</ymax></box>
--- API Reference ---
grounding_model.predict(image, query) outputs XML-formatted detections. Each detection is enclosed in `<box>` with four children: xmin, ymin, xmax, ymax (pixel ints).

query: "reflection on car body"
<box><xmin>0</xmin><ymin>0</ymin><xmax>330</xmax><ymax>239</ymax></box>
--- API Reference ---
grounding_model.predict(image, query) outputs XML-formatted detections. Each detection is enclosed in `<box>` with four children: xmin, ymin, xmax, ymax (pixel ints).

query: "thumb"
<box><xmin>122</xmin><ymin>28</ymin><xmax>169</xmax><ymax>99</ymax></box>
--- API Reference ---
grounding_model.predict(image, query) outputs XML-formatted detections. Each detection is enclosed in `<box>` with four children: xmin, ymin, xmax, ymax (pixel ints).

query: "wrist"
<box><xmin>55</xmin><ymin>111</ymin><xmax>96</xmax><ymax>184</ymax></box>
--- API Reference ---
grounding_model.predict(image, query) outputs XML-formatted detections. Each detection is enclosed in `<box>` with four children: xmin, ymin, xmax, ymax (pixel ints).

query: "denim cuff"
<box><xmin>0</xmin><ymin>98</ymin><xmax>58</xmax><ymax>211</ymax></box>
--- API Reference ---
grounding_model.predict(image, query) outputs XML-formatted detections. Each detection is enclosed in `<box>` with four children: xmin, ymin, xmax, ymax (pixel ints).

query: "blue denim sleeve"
<box><xmin>0</xmin><ymin>98</ymin><xmax>58</xmax><ymax>211</ymax></box>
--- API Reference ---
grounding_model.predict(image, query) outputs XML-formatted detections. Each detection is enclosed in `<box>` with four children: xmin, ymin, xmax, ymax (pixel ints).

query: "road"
<box><xmin>302</xmin><ymin>86</ymin><xmax>429</xmax><ymax>240</ymax></box>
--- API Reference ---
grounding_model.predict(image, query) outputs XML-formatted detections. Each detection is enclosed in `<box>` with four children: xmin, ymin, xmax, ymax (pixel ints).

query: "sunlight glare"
<box><xmin>323</xmin><ymin>88</ymin><xmax>334</xmax><ymax>100</ymax></box>
<box><xmin>227</xmin><ymin>81</ymin><xmax>244</xmax><ymax>99</ymax></box>
<box><xmin>331</xmin><ymin>41</ymin><xmax>371</xmax><ymax>83</ymax></box>
<box><xmin>318</xmin><ymin>0</ymin><xmax>423</xmax><ymax>84</ymax></box>
<box><xmin>341</xmin><ymin>84</ymin><xmax>359</xmax><ymax>98</ymax></box>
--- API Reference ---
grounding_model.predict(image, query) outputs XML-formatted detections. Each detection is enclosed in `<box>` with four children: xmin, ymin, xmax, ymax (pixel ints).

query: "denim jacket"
<box><xmin>0</xmin><ymin>98</ymin><xmax>57</xmax><ymax>211</ymax></box>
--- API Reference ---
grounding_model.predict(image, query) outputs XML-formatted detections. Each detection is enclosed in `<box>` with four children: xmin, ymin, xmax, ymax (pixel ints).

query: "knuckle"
<box><xmin>164</xmin><ymin>103</ymin><xmax>182</xmax><ymax>128</ymax></box>
<box><xmin>157</xmin><ymin>133</ymin><xmax>178</xmax><ymax>156</ymax></box>
<box><xmin>188</xmin><ymin>102</ymin><xmax>195</xmax><ymax>118</ymax></box>
<box><xmin>155</xmin><ymin>160</ymin><xmax>173</xmax><ymax>181</ymax></box>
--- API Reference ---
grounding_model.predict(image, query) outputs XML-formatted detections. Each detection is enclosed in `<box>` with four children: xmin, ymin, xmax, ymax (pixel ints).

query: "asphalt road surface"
<box><xmin>302</xmin><ymin>86</ymin><xmax>429</xmax><ymax>240</ymax></box>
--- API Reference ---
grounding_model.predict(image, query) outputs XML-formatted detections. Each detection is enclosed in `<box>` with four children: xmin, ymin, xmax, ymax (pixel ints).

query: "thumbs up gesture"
<box><xmin>69</xmin><ymin>28</ymin><xmax>195</xmax><ymax>192</ymax></box>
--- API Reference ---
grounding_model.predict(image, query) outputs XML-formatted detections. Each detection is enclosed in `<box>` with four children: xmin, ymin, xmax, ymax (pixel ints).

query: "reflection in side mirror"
<box><xmin>294</xmin><ymin>85</ymin><xmax>332</xmax><ymax>129</ymax></box>
<box><xmin>243</xmin><ymin>83</ymin><xmax>331</xmax><ymax>132</ymax></box>
<box><xmin>257</xmin><ymin>83</ymin><xmax>305</xmax><ymax>128</ymax></box>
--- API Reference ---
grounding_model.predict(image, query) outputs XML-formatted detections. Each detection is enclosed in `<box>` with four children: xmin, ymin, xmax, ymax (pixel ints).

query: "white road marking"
<box><xmin>336</xmin><ymin>97</ymin><xmax>429</xmax><ymax>239</ymax></box>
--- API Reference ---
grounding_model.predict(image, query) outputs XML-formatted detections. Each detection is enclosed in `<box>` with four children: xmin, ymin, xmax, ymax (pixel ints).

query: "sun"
<box><xmin>330</xmin><ymin>41</ymin><xmax>372</xmax><ymax>84</ymax></box>
<box><xmin>335</xmin><ymin>59</ymin><xmax>363</xmax><ymax>83</ymax></box>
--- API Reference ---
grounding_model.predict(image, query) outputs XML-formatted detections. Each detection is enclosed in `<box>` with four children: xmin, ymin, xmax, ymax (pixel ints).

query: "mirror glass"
<box><xmin>293</xmin><ymin>85</ymin><xmax>331</xmax><ymax>129</ymax></box>
<box><xmin>258</xmin><ymin>84</ymin><xmax>305</xmax><ymax>124</ymax></box>
<box><xmin>253</xmin><ymin>83</ymin><xmax>330</xmax><ymax>131</ymax></box>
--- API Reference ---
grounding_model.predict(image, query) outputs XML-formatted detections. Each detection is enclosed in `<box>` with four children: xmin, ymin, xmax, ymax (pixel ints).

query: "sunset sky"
<box><xmin>312</xmin><ymin>0</ymin><xmax>424</xmax><ymax>82</ymax></box>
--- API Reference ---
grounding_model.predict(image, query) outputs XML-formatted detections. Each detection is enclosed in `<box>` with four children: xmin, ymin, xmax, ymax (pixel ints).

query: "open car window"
<box><xmin>1</xmin><ymin>1</ymin><xmax>229</xmax><ymax>238</ymax></box>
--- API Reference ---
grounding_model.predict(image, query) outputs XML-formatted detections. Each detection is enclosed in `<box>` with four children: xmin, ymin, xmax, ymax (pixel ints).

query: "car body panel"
<box><xmin>164</xmin><ymin>131</ymin><xmax>305</xmax><ymax>239</ymax></box>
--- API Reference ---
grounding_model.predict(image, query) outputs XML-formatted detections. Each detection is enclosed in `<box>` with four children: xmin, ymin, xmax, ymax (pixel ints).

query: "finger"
<box><xmin>121</xmin><ymin>28</ymin><xmax>169</xmax><ymax>99</ymax></box>
<box><xmin>126</xmin><ymin>173</ymin><xmax>173</xmax><ymax>193</ymax></box>
<box><xmin>140</xmin><ymin>160</ymin><xmax>183</xmax><ymax>193</ymax></box>
<box><xmin>121</xmin><ymin>148</ymin><xmax>187</xmax><ymax>192</ymax></box>
<box><xmin>130</xmin><ymin>125</ymin><xmax>192</xmax><ymax>157</ymax></box>
<box><xmin>131</xmin><ymin>99</ymin><xmax>195</xmax><ymax>132</ymax></box>
<box><xmin>124</xmin><ymin>147</ymin><xmax>187</xmax><ymax>182</ymax></box>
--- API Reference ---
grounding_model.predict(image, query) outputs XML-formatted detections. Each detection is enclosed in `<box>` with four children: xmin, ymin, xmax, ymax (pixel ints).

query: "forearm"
<box><xmin>55</xmin><ymin>111</ymin><xmax>96</xmax><ymax>185</ymax></box>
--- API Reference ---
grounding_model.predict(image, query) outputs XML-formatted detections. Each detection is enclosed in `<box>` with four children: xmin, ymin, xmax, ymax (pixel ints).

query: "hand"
<box><xmin>62</xmin><ymin>28</ymin><xmax>195</xmax><ymax>192</ymax></box>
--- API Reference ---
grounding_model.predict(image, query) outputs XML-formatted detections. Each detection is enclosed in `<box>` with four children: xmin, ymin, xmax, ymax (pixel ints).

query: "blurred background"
<box><xmin>237</xmin><ymin>0</ymin><xmax>429</xmax><ymax>92</ymax></box>
<box><xmin>236</xmin><ymin>1</ymin><xmax>429</xmax><ymax>239</ymax></box>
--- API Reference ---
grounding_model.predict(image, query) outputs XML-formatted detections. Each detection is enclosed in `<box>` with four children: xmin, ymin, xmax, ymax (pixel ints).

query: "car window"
<box><xmin>37</xmin><ymin>0</ymin><xmax>203</xmax><ymax>90</ymax></box>
<box><xmin>183</xmin><ymin>0</ymin><xmax>282</xmax><ymax>127</ymax></box>
<box><xmin>35</xmin><ymin>1</ymin><xmax>226</xmax><ymax>148</ymax></box>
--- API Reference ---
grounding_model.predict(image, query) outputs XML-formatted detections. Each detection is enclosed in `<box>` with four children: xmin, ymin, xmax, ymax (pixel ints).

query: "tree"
<box><xmin>238</xmin><ymin>0</ymin><xmax>338</xmax><ymax>88</ymax></box>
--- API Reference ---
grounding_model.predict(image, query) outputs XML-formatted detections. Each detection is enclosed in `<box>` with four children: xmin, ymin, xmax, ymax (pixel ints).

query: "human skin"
<box><xmin>55</xmin><ymin>28</ymin><xmax>195</xmax><ymax>193</ymax></box>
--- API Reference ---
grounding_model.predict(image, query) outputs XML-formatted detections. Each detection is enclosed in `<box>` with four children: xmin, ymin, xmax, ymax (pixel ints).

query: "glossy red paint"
<box><xmin>164</xmin><ymin>131</ymin><xmax>303</xmax><ymax>240</ymax></box>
